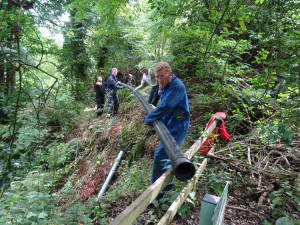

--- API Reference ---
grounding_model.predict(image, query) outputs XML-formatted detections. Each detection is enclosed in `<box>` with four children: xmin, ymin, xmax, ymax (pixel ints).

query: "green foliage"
<box><xmin>127</xmin><ymin>137</ymin><xmax>146</xmax><ymax>166</ymax></box>
<box><xmin>1</xmin><ymin>109</ymin><xmax>50</xmax><ymax>192</ymax></box>
<box><xmin>91</xmin><ymin>201</ymin><xmax>109</xmax><ymax>225</ymax></box>
<box><xmin>149</xmin><ymin>187</ymin><xmax>197</xmax><ymax>221</ymax></box>
<box><xmin>0</xmin><ymin>168</ymin><xmax>97</xmax><ymax>225</ymax></box>
<box><xmin>0</xmin><ymin>179</ymin><xmax>93</xmax><ymax>225</ymax></box>
<box><xmin>269</xmin><ymin>181</ymin><xmax>300</xmax><ymax>218</ymax></box>
<box><xmin>149</xmin><ymin>191</ymin><xmax>179</xmax><ymax>219</ymax></box>
<box><xmin>47</xmin><ymin>91</ymin><xmax>84</xmax><ymax>133</ymax></box>
<box><xmin>0</xmin><ymin>146</ymin><xmax>19</xmax><ymax>191</ymax></box>
<box><xmin>15</xmin><ymin>126</ymin><xmax>49</xmax><ymax>150</ymax></box>
<box><xmin>10</xmin><ymin>106</ymin><xmax>50</xmax><ymax>150</ymax></box>
<box><xmin>177</xmin><ymin>192</ymin><xmax>197</xmax><ymax>218</ymax></box>
<box><xmin>0</xmin><ymin>178</ymin><xmax>61</xmax><ymax>225</ymax></box>
<box><xmin>118</xmin><ymin>88</ymin><xmax>134</xmax><ymax>103</ymax></box>
<box><xmin>202</xmin><ymin>168</ymin><xmax>232</xmax><ymax>196</ymax></box>
<box><xmin>63</xmin><ymin>203</ymin><xmax>93</xmax><ymax>225</ymax></box>
<box><xmin>44</xmin><ymin>141</ymin><xmax>76</xmax><ymax>170</ymax></box>
<box><xmin>0</xmin><ymin>194</ymin><xmax>59</xmax><ymax>224</ymax></box>
<box><xmin>105</xmin><ymin>158</ymin><xmax>151</xmax><ymax>200</ymax></box>
<box><xmin>192</xmin><ymin>93</ymin><xmax>213</xmax><ymax>105</ymax></box>
<box><xmin>258</xmin><ymin>119</ymin><xmax>294</xmax><ymax>145</ymax></box>
<box><xmin>89</xmin><ymin>158</ymin><xmax>151</xmax><ymax>223</ymax></box>
<box><xmin>144</xmin><ymin>210</ymin><xmax>158</xmax><ymax>224</ymax></box>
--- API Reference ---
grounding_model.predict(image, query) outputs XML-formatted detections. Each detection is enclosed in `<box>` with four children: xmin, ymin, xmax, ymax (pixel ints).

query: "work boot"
<box><xmin>113</xmin><ymin>109</ymin><xmax>118</xmax><ymax>116</ymax></box>
<box><xmin>113</xmin><ymin>105</ymin><xmax>119</xmax><ymax>116</ymax></box>
<box><xmin>96</xmin><ymin>110</ymin><xmax>103</xmax><ymax>116</ymax></box>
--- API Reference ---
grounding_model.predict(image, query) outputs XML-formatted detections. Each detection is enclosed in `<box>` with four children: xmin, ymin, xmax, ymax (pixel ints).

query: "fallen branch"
<box><xmin>226</xmin><ymin>205</ymin><xmax>264</xmax><ymax>217</ymax></box>
<box><xmin>205</xmin><ymin>154</ymin><xmax>294</xmax><ymax>180</ymax></box>
<box><xmin>258</xmin><ymin>184</ymin><xmax>275</xmax><ymax>206</ymax></box>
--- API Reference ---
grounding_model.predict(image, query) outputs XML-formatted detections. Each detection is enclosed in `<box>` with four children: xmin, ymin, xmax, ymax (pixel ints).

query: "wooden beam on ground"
<box><xmin>185</xmin><ymin>120</ymin><xmax>217</xmax><ymax>159</ymax></box>
<box><xmin>109</xmin><ymin>170</ymin><xmax>174</xmax><ymax>225</ymax></box>
<box><xmin>157</xmin><ymin>158</ymin><xmax>209</xmax><ymax>225</ymax></box>
<box><xmin>109</xmin><ymin>120</ymin><xmax>217</xmax><ymax>225</ymax></box>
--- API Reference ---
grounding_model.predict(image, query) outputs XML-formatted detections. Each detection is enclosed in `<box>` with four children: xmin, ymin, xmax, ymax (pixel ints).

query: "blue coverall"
<box><xmin>145</xmin><ymin>74</ymin><xmax>190</xmax><ymax>186</ymax></box>
<box><xmin>106</xmin><ymin>74</ymin><xmax>120</xmax><ymax>117</ymax></box>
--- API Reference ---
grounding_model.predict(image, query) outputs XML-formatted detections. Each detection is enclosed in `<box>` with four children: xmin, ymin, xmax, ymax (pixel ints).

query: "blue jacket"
<box><xmin>145</xmin><ymin>75</ymin><xmax>190</xmax><ymax>128</ymax></box>
<box><xmin>107</xmin><ymin>74</ymin><xmax>124</xmax><ymax>92</ymax></box>
<box><xmin>106</xmin><ymin>74</ymin><xmax>118</xmax><ymax>91</ymax></box>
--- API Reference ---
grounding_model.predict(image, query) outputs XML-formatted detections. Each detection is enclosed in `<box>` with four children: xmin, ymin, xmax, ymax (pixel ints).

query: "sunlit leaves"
<box><xmin>255</xmin><ymin>0</ymin><xmax>265</xmax><ymax>4</ymax></box>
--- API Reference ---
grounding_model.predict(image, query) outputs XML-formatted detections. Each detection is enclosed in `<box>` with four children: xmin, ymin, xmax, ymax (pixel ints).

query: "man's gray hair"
<box><xmin>112</xmin><ymin>68</ymin><xmax>118</xmax><ymax>71</ymax></box>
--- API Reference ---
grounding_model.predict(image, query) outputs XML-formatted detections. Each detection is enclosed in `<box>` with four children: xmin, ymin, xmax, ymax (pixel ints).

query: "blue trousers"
<box><xmin>151</xmin><ymin>120</ymin><xmax>190</xmax><ymax>184</ymax></box>
<box><xmin>149</xmin><ymin>85</ymin><xmax>160</xmax><ymax>106</ymax></box>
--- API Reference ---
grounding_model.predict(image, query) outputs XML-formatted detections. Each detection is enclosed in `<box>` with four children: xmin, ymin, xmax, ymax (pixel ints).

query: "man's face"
<box><xmin>112</xmin><ymin>69</ymin><xmax>118</xmax><ymax>76</ymax></box>
<box><xmin>97</xmin><ymin>77</ymin><xmax>102</xmax><ymax>82</ymax></box>
<box><xmin>155</xmin><ymin>68</ymin><xmax>172</xmax><ymax>88</ymax></box>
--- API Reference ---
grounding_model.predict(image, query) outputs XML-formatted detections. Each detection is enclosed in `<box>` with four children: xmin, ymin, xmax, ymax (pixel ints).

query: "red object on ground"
<box><xmin>199</xmin><ymin>112</ymin><xmax>232</xmax><ymax>155</ymax></box>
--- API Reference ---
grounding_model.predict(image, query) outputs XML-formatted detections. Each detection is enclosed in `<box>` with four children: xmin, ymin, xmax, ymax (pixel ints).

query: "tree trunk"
<box><xmin>6</xmin><ymin>67</ymin><xmax>16</xmax><ymax>94</ymax></box>
<box><xmin>5</xmin><ymin>5</ymin><xmax>19</xmax><ymax>95</ymax></box>
<box><xmin>0</xmin><ymin>56</ymin><xmax>4</xmax><ymax>87</ymax></box>
<box><xmin>70</xmin><ymin>9</ymin><xmax>88</xmax><ymax>81</ymax></box>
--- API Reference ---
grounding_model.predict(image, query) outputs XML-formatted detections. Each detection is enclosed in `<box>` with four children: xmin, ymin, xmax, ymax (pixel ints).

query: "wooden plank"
<box><xmin>185</xmin><ymin>120</ymin><xmax>217</xmax><ymax>159</ymax></box>
<box><xmin>109</xmin><ymin>169</ymin><xmax>174</xmax><ymax>225</ymax></box>
<box><xmin>109</xmin><ymin>120</ymin><xmax>218</xmax><ymax>225</ymax></box>
<box><xmin>157</xmin><ymin>159</ymin><xmax>208</xmax><ymax>225</ymax></box>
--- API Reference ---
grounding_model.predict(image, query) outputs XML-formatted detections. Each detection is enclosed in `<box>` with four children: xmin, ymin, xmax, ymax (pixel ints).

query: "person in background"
<box><xmin>127</xmin><ymin>73</ymin><xmax>136</xmax><ymax>86</ymax></box>
<box><xmin>95</xmin><ymin>76</ymin><xmax>106</xmax><ymax>116</ymax></box>
<box><xmin>106</xmin><ymin>68</ymin><xmax>123</xmax><ymax>118</ymax></box>
<box><xmin>135</xmin><ymin>67</ymin><xmax>160</xmax><ymax>106</ymax></box>
<box><xmin>145</xmin><ymin>62</ymin><xmax>190</xmax><ymax>198</ymax></box>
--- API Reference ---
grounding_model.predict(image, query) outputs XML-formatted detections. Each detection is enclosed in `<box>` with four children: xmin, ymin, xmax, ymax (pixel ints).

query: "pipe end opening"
<box><xmin>174</xmin><ymin>160</ymin><xmax>196</xmax><ymax>181</ymax></box>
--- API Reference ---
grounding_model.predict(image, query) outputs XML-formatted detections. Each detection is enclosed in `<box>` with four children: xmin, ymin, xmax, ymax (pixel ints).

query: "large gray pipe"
<box><xmin>119</xmin><ymin>82</ymin><xmax>195</xmax><ymax>181</ymax></box>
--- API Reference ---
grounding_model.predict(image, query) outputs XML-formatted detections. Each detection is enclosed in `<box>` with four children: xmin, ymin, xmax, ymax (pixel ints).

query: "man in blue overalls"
<box><xmin>106</xmin><ymin>68</ymin><xmax>123</xmax><ymax>118</ymax></box>
<box><xmin>145</xmin><ymin>62</ymin><xmax>190</xmax><ymax>198</ymax></box>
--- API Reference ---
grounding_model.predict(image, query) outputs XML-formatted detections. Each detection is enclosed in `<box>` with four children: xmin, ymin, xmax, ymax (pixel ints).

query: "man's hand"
<box><xmin>117</xmin><ymin>81</ymin><xmax>124</xmax><ymax>89</ymax></box>
<box><xmin>150</xmin><ymin>104</ymin><xmax>156</xmax><ymax>109</ymax></box>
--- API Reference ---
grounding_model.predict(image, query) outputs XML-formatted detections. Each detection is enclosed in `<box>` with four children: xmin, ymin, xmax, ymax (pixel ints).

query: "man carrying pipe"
<box><xmin>145</xmin><ymin>62</ymin><xmax>190</xmax><ymax>199</ymax></box>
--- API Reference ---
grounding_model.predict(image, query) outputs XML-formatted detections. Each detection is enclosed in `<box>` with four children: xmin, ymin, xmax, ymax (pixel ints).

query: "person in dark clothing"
<box><xmin>136</xmin><ymin>67</ymin><xmax>160</xmax><ymax>106</ymax></box>
<box><xmin>106</xmin><ymin>68</ymin><xmax>123</xmax><ymax>118</ymax></box>
<box><xmin>127</xmin><ymin>74</ymin><xmax>136</xmax><ymax>86</ymax></box>
<box><xmin>145</xmin><ymin>62</ymin><xmax>190</xmax><ymax>199</ymax></box>
<box><xmin>95</xmin><ymin>76</ymin><xmax>106</xmax><ymax>116</ymax></box>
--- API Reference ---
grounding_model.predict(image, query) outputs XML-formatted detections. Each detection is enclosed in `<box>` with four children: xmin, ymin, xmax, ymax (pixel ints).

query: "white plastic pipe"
<box><xmin>97</xmin><ymin>150</ymin><xmax>124</xmax><ymax>200</ymax></box>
